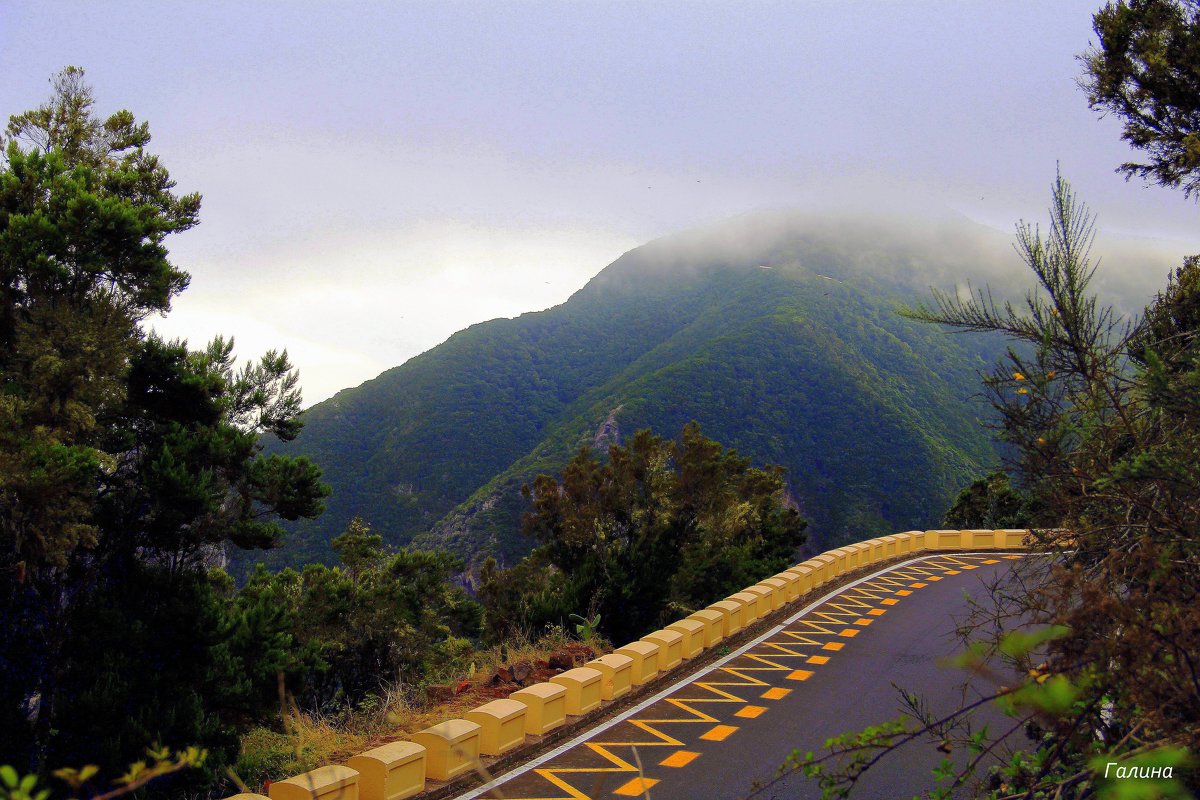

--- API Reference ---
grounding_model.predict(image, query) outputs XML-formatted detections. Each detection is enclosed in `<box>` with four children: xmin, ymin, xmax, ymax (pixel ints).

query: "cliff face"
<box><xmin>243</xmin><ymin>212</ymin><xmax>1010</xmax><ymax>575</ymax></box>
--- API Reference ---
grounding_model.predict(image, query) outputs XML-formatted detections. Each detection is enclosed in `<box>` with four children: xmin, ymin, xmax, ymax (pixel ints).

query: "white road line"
<box><xmin>454</xmin><ymin>552</ymin><xmax>1021</xmax><ymax>799</ymax></box>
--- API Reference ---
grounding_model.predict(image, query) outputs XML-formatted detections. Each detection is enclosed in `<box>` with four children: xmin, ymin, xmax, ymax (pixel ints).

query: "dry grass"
<box><xmin>233</xmin><ymin>628</ymin><xmax>610</xmax><ymax>792</ymax></box>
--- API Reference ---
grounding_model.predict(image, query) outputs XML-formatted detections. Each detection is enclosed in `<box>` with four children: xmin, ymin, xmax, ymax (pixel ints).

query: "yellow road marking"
<box><xmin>533</xmin><ymin>767</ymin><xmax>594</xmax><ymax>799</ymax></box>
<box><xmin>735</xmin><ymin>705</ymin><xmax>767</xmax><ymax>719</ymax></box>
<box><xmin>660</xmin><ymin>750</ymin><xmax>700</xmax><ymax>768</ymax></box>
<box><xmin>700</xmin><ymin>724</ymin><xmax>738</xmax><ymax>741</ymax></box>
<box><xmin>491</xmin><ymin>554</ymin><xmax>1017</xmax><ymax>800</ymax></box>
<box><xmin>615</xmin><ymin>776</ymin><xmax>660</xmax><ymax>796</ymax></box>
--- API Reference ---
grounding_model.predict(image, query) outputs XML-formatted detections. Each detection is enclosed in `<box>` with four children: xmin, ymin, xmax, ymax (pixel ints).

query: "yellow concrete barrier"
<box><xmin>873</xmin><ymin>537</ymin><xmax>892</xmax><ymax>563</ymax></box>
<box><xmin>708</xmin><ymin>599</ymin><xmax>745</xmax><ymax>636</ymax></box>
<box><xmin>894</xmin><ymin>532</ymin><xmax>916</xmax><ymax>553</ymax></box>
<box><xmin>269</xmin><ymin>765</ymin><xmax>359</xmax><ymax>800</ymax></box>
<box><xmin>666</xmin><ymin>618</ymin><xmax>706</xmax><ymax>659</ymax></box>
<box><xmin>512</xmin><ymin>682</ymin><xmax>568</xmax><ymax>735</ymax></box>
<box><xmin>997</xmin><ymin>528</ymin><xmax>1029</xmax><ymax>548</ymax></box>
<box><xmin>927</xmin><ymin>529</ymin><xmax>962</xmax><ymax>550</ymax></box>
<box><xmin>464</xmin><ymin>699</ymin><xmax>527</xmax><ymax>756</ymax></box>
<box><xmin>798</xmin><ymin>558</ymin><xmax>824</xmax><ymax>587</ymax></box>
<box><xmin>758</xmin><ymin>577</ymin><xmax>788</xmax><ymax>608</ymax></box>
<box><xmin>964</xmin><ymin>529</ymin><xmax>996</xmax><ymax>548</ymax></box>
<box><xmin>753</xmin><ymin>582</ymin><xmax>782</xmax><ymax>614</ymax></box>
<box><xmin>615</xmin><ymin>640</ymin><xmax>660</xmax><ymax>685</ymax></box>
<box><xmin>880</xmin><ymin>535</ymin><xmax>898</xmax><ymax>557</ymax></box>
<box><xmin>741</xmin><ymin>585</ymin><xmax>774</xmax><ymax>617</ymax></box>
<box><xmin>844</xmin><ymin>542</ymin><xmax>869</xmax><ymax>567</ymax></box>
<box><xmin>227</xmin><ymin>795</ymin><xmax>270</xmax><ymax>800</ymax></box>
<box><xmin>410</xmin><ymin>720</ymin><xmax>481</xmax><ymax>782</ymax></box>
<box><xmin>686</xmin><ymin>609</ymin><xmax>725</xmax><ymax>647</ymax></box>
<box><xmin>784</xmin><ymin>564</ymin><xmax>814</xmax><ymax>595</ymax></box>
<box><xmin>770</xmin><ymin>571</ymin><xmax>800</xmax><ymax>602</ymax></box>
<box><xmin>642</xmin><ymin>629</ymin><xmax>684</xmax><ymax>670</ymax></box>
<box><xmin>550</xmin><ymin>667</ymin><xmax>603</xmax><ymax>716</ymax></box>
<box><xmin>829</xmin><ymin>547</ymin><xmax>852</xmax><ymax>573</ymax></box>
<box><xmin>729</xmin><ymin>591</ymin><xmax>763</xmax><ymax>622</ymax></box>
<box><xmin>588</xmin><ymin>653</ymin><xmax>633</xmax><ymax>700</ymax></box>
<box><xmin>346</xmin><ymin>741</ymin><xmax>426</xmax><ymax>800</ymax></box>
<box><xmin>812</xmin><ymin>553</ymin><xmax>838</xmax><ymax>583</ymax></box>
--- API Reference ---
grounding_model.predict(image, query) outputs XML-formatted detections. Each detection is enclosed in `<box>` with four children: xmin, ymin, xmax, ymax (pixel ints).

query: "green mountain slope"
<box><xmin>244</xmin><ymin>213</ymin><xmax>1008</xmax><ymax>573</ymax></box>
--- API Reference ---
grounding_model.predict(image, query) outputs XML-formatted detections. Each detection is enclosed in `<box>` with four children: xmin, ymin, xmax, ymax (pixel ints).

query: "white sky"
<box><xmin>2</xmin><ymin>2</ymin><xmax>1198</xmax><ymax>404</ymax></box>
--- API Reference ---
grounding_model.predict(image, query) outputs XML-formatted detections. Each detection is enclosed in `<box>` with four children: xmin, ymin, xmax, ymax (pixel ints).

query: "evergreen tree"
<box><xmin>511</xmin><ymin>423</ymin><xmax>806</xmax><ymax>644</ymax></box>
<box><xmin>0</xmin><ymin>67</ymin><xmax>328</xmax><ymax>789</ymax></box>
<box><xmin>1083</xmin><ymin>0</ymin><xmax>1200</xmax><ymax>196</ymax></box>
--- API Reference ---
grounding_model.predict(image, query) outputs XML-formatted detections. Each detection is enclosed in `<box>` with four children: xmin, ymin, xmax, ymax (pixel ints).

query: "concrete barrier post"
<box><xmin>642</xmin><ymin>629</ymin><xmax>684</xmax><ymax>670</ymax></box>
<box><xmin>997</xmin><ymin>528</ymin><xmax>1029</xmax><ymax>548</ymax></box>
<box><xmin>708</xmin><ymin>599</ymin><xmax>745</xmax><ymax>636</ymax></box>
<box><xmin>845</xmin><ymin>542</ymin><xmax>870</xmax><ymax>567</ymax></box>
<box><xmin>511</xmin><ymin>682</ymin><xmax>568</xmax><ymax>735</ymax></box>
<box><xmin>812</xmin><ymin>553</ymin><xmax>838</xmax><ymax>583</ymax></box>
<box><xmin>269</xmin><ymin>765</ymin><xmax>359</xmax><ymax>800</ymax></box>
<box><xmin>550</xmin><ymin>667</ymin><xmax>603</xmax><ymax>716</ymax></box>
<box><xmin>464</xmin><ymin>699</ymin><xmax>527</xmax><ymax>756</ymax></box>
<box><xmin>927</xmin><ymin>529</ymin><xmax>962</xmax><ymax>550</ymax></box>
<box><xmin>965</xmin><ymin>529</ymin><xmax>996</xmax><ymax>548</ymax></box>
<box><xmin>686</xmin><ymin>609</ymin><xmax>725</xmax><ymax>647</ymax></box>
<box><xmin>410</xmin><ymin>720</ymin><xmax>481</xmax><ymax>782</ymax></box>
<box><xmin>727</xmin><ymin>591</ymin><xmax>760</xmax><ymax>622</ymax></box>
<box><xmin>759</xmin><ymin>577</ymin><xmax>789</xmax><ymax>608</ymax></box>
<box><xmin>785</xmin><ymin>564</ymin><xmax>814</xmax><ymax>595</ymax></box>
<box><xmin>827</xmin><ymin>547</ymin><xmax>849</xmax><ymax>573</ymax></box>
<box><xmin>867</xmin><ymin>538</ymin><xmax>886</xmax><ymax>562</ymax></box>
<box><xmin>737</xmin><ymin>587</ymin><xmax>771</xmax><ymax>619</ymax></box>
<box><xmin>346</xmin><ymin>741</ymin><xmax>426</xmax><ymax>800</ymax></box>
<box><xmin>614</xmin><ymin>640</ymin><xmax>661</xmax><ymax>685</ymax></box>
<box><xmin>667</xmin><ymin>618</ymin><xmax>706</xmax><ymax>659</ymax></box>
<box><xmin>771</xmin><ymin>571</ymin><xmax>800</xmax><ymax>602</ymax></box>
<box><xmin>588</xmin><ymin>653</ymin><xmax>634</xmax><ymax>700</ymax></box>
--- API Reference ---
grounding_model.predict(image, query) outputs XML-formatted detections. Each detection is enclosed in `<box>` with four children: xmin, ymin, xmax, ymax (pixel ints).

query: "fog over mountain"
<box><xmin>243</xmin><ymin>210</ymin><xmax>1178</xmax><ymax>575</ymax></box>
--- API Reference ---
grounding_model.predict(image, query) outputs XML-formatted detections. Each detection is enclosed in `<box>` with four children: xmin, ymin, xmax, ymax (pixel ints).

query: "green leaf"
<box><xmin>998</xmin><ymin>624</ymin><xmax>1070</xmax><ymax>658</ymax></box>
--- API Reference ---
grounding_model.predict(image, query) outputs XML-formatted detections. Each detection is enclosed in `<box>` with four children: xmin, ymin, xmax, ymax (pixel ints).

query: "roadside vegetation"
<box><xmin>756</xmin><ymin>2</ymin><xmax>1200</xmax><ymax>797</ymax></box>
<box><xmin>0</xmin><ymin>70</ymin><xmax>804</xmax><ymax>797</ymax></box>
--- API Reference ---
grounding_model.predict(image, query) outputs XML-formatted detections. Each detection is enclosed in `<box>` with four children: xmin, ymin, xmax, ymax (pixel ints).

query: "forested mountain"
<box><xmin>247</xmin><ymin>212</ymin><xmax>1014</xmax><ymax>573</ymax></box>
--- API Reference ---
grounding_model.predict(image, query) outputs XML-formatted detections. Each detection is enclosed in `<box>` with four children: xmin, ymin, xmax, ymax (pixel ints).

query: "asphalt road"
<box><xmin>459</xmin><ymin>553</ymin><xmax>1027</xmax><ymax>800</ymax></box>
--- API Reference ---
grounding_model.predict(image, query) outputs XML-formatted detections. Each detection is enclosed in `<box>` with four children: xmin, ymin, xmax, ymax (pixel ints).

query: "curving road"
<box><xmin>454</xmin><ymin>553</ymin><xmax>1027</xmax><ymax>800</ymax></box>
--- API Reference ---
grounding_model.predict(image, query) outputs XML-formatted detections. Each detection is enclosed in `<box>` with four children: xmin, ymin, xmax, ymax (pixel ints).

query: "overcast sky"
<box><xmin>2</xmin><ymin>2</ymin><xmax>1197</xmax><ymax>404</ymax></box>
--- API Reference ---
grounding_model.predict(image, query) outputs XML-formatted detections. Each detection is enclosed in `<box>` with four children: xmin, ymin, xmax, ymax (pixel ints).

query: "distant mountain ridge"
<box><xmin>242</xmin><ymin>212</ymin><xmax>1014</xmax><ymax>574</ymax></box>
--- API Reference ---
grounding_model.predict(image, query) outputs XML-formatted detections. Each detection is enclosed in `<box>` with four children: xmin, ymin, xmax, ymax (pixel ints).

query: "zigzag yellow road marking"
<box><xmin>497</xmin><ymin>554</ymin><xmax>1004</xmax><ymax>799</ymax></box>
<box><xmin>735</xmin><ymin>653</ymin><xmax>802</xmax><ymax>671</ymax></box>
<box><xmin>776</xmin><ymin>631</ymin><xmax>826</xmax><ymax>646</ymax></box>
<box><xmin>756</xmin><ymin>641</ymin><xmax>815</xmax><ymax>657</ymax></box>
<box><xmin>791</xmin><ymin>619</ymin><xmax>842</xmax><ymax>635</ymax></box>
